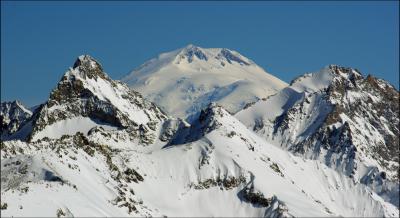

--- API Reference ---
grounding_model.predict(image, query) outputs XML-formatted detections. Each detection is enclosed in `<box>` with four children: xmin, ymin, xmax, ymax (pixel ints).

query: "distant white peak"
<box><xmin>124</xmin><ymin>45</ymin><xmax>258</xmax><ymax>83</ymax></box>
<box><xmin>174</xmin><ymin>44</ymin><xmax>252</xmax><ymax>66</ymax></box>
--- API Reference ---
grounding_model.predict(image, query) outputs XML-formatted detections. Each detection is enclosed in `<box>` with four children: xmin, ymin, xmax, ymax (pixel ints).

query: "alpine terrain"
<box><xmin>1</xmin><ymin>49</ymin><xmax>399</xmax><ymax>217</ymax></box>
<box><xmin>122</xmin><ymin>44</ymin><xmax>287</xmax><ymax>121</ymax></box>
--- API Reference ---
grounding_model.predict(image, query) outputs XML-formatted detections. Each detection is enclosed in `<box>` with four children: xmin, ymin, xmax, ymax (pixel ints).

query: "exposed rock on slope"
<box><xmin>236</xmin><ymin>65</ymin><xmax>400</xmax><ymax>206</ymax></box>
<box><xmin>2</xmin><ymin>103</ymin><xmax>397</xmax><ymax>217</ymax></box>
<box><xmin>1</xmin><ymin>101</ymin><xmax>32</xmax><ymax>138</ymax></box>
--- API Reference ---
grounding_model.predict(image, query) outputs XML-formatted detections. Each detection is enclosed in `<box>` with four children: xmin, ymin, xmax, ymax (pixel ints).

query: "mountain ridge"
<box><xmin>236</xmin><ymin>64</ymin><xmax>399</xmax><ymax>206</ymax></box>
<box><xmin>1</xmin><ymin>51</ymin><xmax>398</xmax><ymax>217</ymax></box>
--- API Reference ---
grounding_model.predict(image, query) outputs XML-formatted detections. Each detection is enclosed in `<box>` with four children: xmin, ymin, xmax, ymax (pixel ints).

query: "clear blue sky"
<box><xmin>1</xmin><ymin>1</ymin><xmax>399</xmax><ymax>107</ymax></box>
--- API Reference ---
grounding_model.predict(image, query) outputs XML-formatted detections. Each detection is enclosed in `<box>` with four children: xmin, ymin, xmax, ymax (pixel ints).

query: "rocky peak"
<box><xmin>71</xmin><ymin>55</ymin><xmax>107</xmax><ymax>80</ymax></box>
<box><xmin>48</xmin><ymin>55</ymin><xmax>110</xmax><ymax>107</ymax></box>
<box><xmin>238</xmin><ymin>64</ymin><xmax>399</xmax><ymax>204</ymax></box>
<box><xmin>293</xmin><ymin>67</ymin><xmax>399</xmax><ymax>177</ymax></box>
<box><xmin>11</xmin><ymin>100</ymin><xmax>24</xmax><ymax>108</ymax></box>
<box><xmin>1</xmin><ymin>101</ymin><xmax>32</xmax><ymax>120</ymax></box>
<box><xmin>168</xmin><ymin>103</ymin><xmax>232</xmax><ymax>145</ymax></box>
<box><xmin>328</xmin><ymin>65</ymin><xmax>362</xmax><ymax>78</ymax></box>
<box><xmin>194</xmin><ymin>103</ymin><xmax>233</xmax><ymax>135</ymax></box>
<box><xmin>289</xmin><ymin>65</ymin><xmax>364</xmax><ymax>93</ymax></box>
<box><xmin>198</xmin><ymin>102</ymin><xmax>228</xmax><ymax>122</ymax></box>
<box><xmin>20</xmin><ymin>55</ymin><xmax>169</xmax><ymax>143</ymax></box>
<box><xmin>327</xmin><ymin>65</ymin><xmax>363</xmax><ymax>90</ymax></box>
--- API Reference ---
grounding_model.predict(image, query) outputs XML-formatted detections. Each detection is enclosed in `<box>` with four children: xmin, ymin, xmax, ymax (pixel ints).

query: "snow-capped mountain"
<box><xmin>1</xmin><ymin>54</ymin><xmax>398</xmax><ymax>217</ymax></box>
<box><xmin>1</xmin><ymin>101</ymin><xmax>32</xmax><ymax>137</ymax></box>
<box><xmin>236</xmin><ymin>65</ymin><xmax>400</xmax><ymax>206</ymax></box>
<box><xmin>9</xmin><ymin>55</ymin><xmax>169</xmax><ymax>146</ymax></box>
<box><xmin>122</xmin><ymin>44</ymin><xmax>287</xmax><ymax>121</ymax></box>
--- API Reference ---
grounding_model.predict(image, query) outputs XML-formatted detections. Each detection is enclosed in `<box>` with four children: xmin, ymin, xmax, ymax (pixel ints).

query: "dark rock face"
<box><xmin>190</xmin><ymin>175</ymin><xmax>246</xmax><ymax>190</ymax></box>
<box><xmin>239</xmin><ymin>186</ymin><xmax>272</xmax><ymax>207</ymax></box>
<box><xmin>169</xmin><ymin>103</ymin><xmax>225</xmax><ymax>146</ymax></box>
<box><xmin>322</xmin><ymin>67</ymin><xmax>399</xmax><ymax>179</ymax></box>
<box><xmin>197</xmin><ymin>103</ymin><xmax>224</xmax><ymax>133</ymax></box>
<box><xmin>1</xmin><ymin>101</ymin><xmax>32</xmax><ymax>137</ymax></box>
<box><xmin>238</xmin><ymin>185</ymin><xmax>292</xmax><ymax>217</ymax></box>
<box><xmin>184</xmin><ymin>46</ymin><xmax>208</xmax><ymax>63</ymax></box>
<box><xmin>219</xmin><ymin>49</ymin><xmax>250</xmax><ymax>66</ymax></box>
<box><xmin>72</xmin><ymin>55</ymin><xmax>106</xmax><ymax>80</ymax></box>
<box><xmin>48</xmin><ymin>55</ymin><xmax>110</xmax><ymax>108</ymax></box>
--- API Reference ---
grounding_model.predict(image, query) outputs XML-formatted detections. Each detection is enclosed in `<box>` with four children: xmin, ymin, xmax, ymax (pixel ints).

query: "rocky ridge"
<box><xmin>236</xmin><ymin>65</ymin><xmax>400</xmax><ymax>206</ymax></box>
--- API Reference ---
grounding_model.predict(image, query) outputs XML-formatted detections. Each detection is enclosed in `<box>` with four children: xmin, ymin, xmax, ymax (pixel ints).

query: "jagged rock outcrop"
<box><xmin>168</xmin><ymin>103</ymin><xmax>229</xmax><ymax>145</ymax></box>
<box><xmin>1</xmin><ymin>101</ymin><xmax>32</xmax><ymax>138</ymax></box>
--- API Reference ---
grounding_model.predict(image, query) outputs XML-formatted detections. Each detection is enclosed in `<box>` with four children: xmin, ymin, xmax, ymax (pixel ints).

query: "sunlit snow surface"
<box><xmin>31</xmin><ymin>116</ymin><xmax>118</xmax><ymax>141</ymax></box>
<box><xmin>1</xmin><ymin>107</ymin><xmax>398</xmax><ymax>217</ymax></box>
<box><xmin>122</xmin><ymin>45</ymin><xmax>288</xmax><ymax>120</ymax></box>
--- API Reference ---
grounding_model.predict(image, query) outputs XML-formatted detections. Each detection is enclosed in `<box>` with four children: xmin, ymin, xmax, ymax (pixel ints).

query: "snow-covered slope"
<box><xmin>1</xmin><ymin>55</ymin><xmax>398</xmax><ymax>217</ymax></box>
<box><xmin>1</xmin><ymin>101</ymin><xmax>32</xmax><ymax>138</ymax></box>
<box><xmin>122</xmin><ymin>44</ymin><xmax>287</xmax><ymax>121</ymax></box>
<box><xmin>1</xmin><ymin>104</ymin><xmax>397</xmax><ymax>217</ymax></box>
<box><xmin>236</xmin><ymin>65</ymin><xmax>400</xmax><ymax>206</ymax></box>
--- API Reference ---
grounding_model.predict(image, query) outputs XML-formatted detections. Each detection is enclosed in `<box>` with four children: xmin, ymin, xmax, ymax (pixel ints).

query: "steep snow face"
<box><xmin>13</xmin><ymin>55</ymin><xmax>168</xmax><ymax>144</ymax></box>
<box><xmin>1</xmin><ymin>105</ymin><xmax>397</xmax><ymax>217</ymax></box>
<box><xmin>122</xmin><ymin>44</ymin><xmax>287</xmax><ymax>120</ymax></box>
<box><xmin>1</xmin><ymin>101</ymin><xmax>32</xmax><ymax>137</ymax></box>
<box><xmin>236</xmin><ymin>65</ymin><xmax>400</xmax><ymax>206</ymax></box>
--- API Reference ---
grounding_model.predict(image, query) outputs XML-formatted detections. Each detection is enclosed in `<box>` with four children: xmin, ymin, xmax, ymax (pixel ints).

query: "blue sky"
<box><xmin>1</xmin><ymin>1</ymin><xmax>399</xmax><ymax>106</ymax></box>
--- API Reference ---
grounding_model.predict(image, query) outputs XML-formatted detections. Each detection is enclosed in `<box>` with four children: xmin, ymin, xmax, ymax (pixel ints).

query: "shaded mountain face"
<box><xmin>122</xmin><ymin>44</ymin><xmax>287</xmax><ymax>121</ymax></box>
<box><xmin>236</xmin><ymin>65</ymin><xmax>399</xmax><ymax>206</ymax></box>
<box><xmin>1</xmin><ymin>101</ymin><xmax>32</xmax><ymax>137</ymax></box>
<box><xmin>1</xmin><ymin>53</ymin><xmax>399</xmax><ymax>217</ymax></box>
